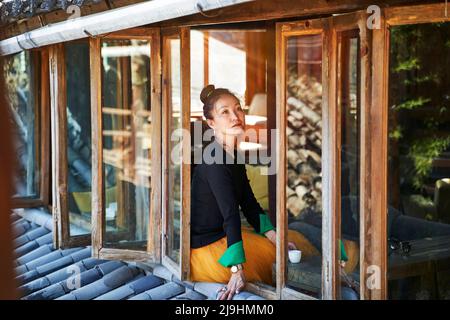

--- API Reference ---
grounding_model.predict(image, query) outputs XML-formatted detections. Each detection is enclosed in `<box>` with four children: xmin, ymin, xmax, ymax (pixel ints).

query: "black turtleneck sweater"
<box><xmin>190</xmin><ymin>140</ymin><xmax>274</xmax><ymax>266</ymax></box>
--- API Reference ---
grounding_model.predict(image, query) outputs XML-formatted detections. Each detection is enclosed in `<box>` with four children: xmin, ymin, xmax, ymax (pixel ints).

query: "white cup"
<box><xmin>288</xmin><ymin>249</ymin><xmax>302</xmax><ymax>263</ymax></box>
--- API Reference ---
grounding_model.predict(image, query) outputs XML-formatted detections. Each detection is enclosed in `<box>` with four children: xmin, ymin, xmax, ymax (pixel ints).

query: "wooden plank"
<box><xmin>10</xmin><ymin>199</ymin><xmax>45</xmax><ymax>208</ymax></box>
<box><xmin>322</xmin><ymin>17</ymin><xmax>339</xmax><ymax>300</ymax></box>
<box><xmin>49</xmin><ymin>43</ymin><xmax>69</xmax><ymax>249</ymax></box>
<box><xmin>90</xmin><ymin>37</ymin><xmax>104</xmax><ymax>258</ymax></box>
<box><xmin>161</xmin><ymin>31</ymin><xmax>172</xmax><ymax>272</ymax></box>
<box><xmin>266</xmin><ymin>20</ymin><xmax>277</xmax><ymax>228</ymax></box>
<box><xmin>148</xmin><ymin>28</ymin><xmax>162</xmax><ymax>263</ymax></box>
<box><xmin>385</xmin><ymin>3</ymin><xmax>450</xmax><ymax>25</ymax></box>
<box><xmin>275</xmin><ymin>21</ymin><xmax>286</xmax><ymax>300</ymax></box>
<box><xmin>99</xmin><ymin>248</ymin><xmax>157</xmax><ymax>262</ymax></box>
<box><xmin>358</xmin><ymin>12</ymin><xmax>373</xmax><ymax>300</ymax></box>
<box><xmin>156</xmin><ymin>0</ymin><xmax>428</xmax><ymax>28</ymax></box>
<box><xmin>64</xmin><ymin>234</ymin><xmax>91</xmax><ymax>248</ymax></box>
<box><xmin>281</xmin><ymin>286</ymin><xmax>318</xmax><ymax>300</ymax></box>
<box><xmin>180</xmin><ymin>26</ymin><xmax>191</xmax><ymax>281</ymax></box>
<box><xmin>40</xmin><ymin>48</ymin><xmax>51</xmax><ymax>207</ymax></box>
<box><xmin>366</xmin><ymin>11</ymin><xmax>389</xmax><ymax>300</ymax></box>
<box><xmin>29</xmin><ymin>52</ymin><xmax>39</xmax><ymax>199</ymax></box>
<box><xmin>320</xmin><ymin>18</ymin><xmax>336</xmax><ymax>300</ymax></box>
<box><xmin>108</xmin><ymin>27</ymin><xmax>162</xmax><ymax>38</ymax></box>
<box><xmin>245</xmin><ymin>282</ymin><xmax>277</xmax><ymax>300</ymax></box>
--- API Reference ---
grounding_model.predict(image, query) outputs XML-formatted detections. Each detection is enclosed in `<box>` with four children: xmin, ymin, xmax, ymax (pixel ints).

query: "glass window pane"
<box><xmin>4</xmin><ymin>51</ymin><xmax>40</xmax><ymax>199</ymax></box>
<box><xmin>388</xmin><ymin>22</ymin><xmax>450</xmax><ymax>300</ymax></box>
<box><xmin>167</xmin><ymin>37</ymin><xmax>182</xmax><ymax>263</ymax></box>
<box><xmin>285</xmin><ymin>34</ymin><xmax>323</xmax><ymax>298</ymax></box>
<box><xmin>190</xmin><ymin>30</ymin><xmax>205</xmax><ymax>117</ymax></box>
<box><xmin>65</xmin><ymin>41</ymin><xmax>92</xmax><ymax>236</ymax></box>
<box><xmin>101</xmin><ymin>39</ymin><xmax>152</xmax><ymax>250</ymax></box>
<box><xmin>338</xmin><ymin>31</ymin><xmax>361</xmax><ymax>300</ymax></box>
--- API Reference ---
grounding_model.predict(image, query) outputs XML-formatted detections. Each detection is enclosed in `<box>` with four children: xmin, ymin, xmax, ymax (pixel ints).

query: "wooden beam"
<box><xmin>90</xmin><ymin>37</ymin><xmax>104</xmax><ymax>258</ymax></box>
<box><xmin>322</xmin><ymin>17</ymin><xmax>339</xmax><ymax>300</ymax></box>
<box><xmin>157</xmin><ymin>0</ymin><xmax>435</xmax><ymax>28</ymax></box>
<box><xmin>40</xmin><ymin>48</ymin><xmax>51</xmax><ymax>207</ymax></box>
<box><xmin>385</xmin><ymin>3</ymin><xmax>450</xmax><ymax>25</ymax></box>
<box><xmin>148</xmin><ymin>27</ymin><xmax>162</xmax><ymax>264</ymax></box>
<box><xmin>180</xmin><ymin>26</ymin><xmax>191</xmax><ymax>281</ymax></box>
<box><xmin>266</xmin><ymin>20</ymin><xmax>277</xmax><ymax>228</ymax></box>
<box><xmin>49</xmin><ymin>43</ymin><xmax>69</xmax><ymax>249</ymax></box>
<box><xmin>275</xmin><ymin>21</ymin><xmax>286</xmax><ymax>300</ymax></box>
<box><xmin>358</xmin><ymin>11</ymin><xmax>373</xmax><ymax>300</ymax></box>
<box><xmin>366</xmin><ymin>10</ymin><xmax>389</xmax><ymax>300</ymax></box>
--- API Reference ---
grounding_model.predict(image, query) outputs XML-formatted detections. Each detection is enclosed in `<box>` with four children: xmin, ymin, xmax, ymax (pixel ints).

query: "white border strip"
<box><xmin>0</xmin><ymin>0</ymin><xmax>252</xmax><ymax>56</ymax></box>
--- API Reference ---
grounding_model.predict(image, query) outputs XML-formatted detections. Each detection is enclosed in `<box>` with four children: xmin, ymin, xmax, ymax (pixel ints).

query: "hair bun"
<box><xmin>200</xmin><ymin>84</ymin><xmax>215</xmax><ymax>104</ymax></box>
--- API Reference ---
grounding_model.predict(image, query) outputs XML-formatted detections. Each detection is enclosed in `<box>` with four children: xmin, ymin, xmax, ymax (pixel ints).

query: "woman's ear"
<box><xmin>206</xmin><ymin>118</ymin><xmax>215</xmax><ymax>130</ymax></box>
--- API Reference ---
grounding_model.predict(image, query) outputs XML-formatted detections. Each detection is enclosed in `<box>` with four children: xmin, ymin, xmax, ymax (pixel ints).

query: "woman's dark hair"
<box><xmin>200</xmin><ymin>84</ymin><xmax>239</xmax><ymax>120</ymax></box>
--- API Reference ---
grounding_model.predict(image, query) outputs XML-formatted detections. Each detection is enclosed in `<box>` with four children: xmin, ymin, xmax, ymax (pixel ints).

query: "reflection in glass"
<box><xmin>285</xmin><ymin>34</ymin><xmax>323</xmax><ymax>297</ymax></box>
<box><xmin>4</xmin><ymin>51</ymin><xmax>40</xmax><ymax>199</ymax></box>
<box><xmin>65</xmin><ymin>41</ymin><xmax>92</xmax><ymax>236</ymax></box>
<box><xmin>338</xmin><ymin>31</ymin><xmax>361</xmax><ymax>300</ymax></box>
<box><xmin>388</xmin><ymin>23</ymin><xmax>450</xmax><ymax>299</ymax></box>
<box><xmin>101</xmin><ymin>39</ymin><xmax>152</xmax><ymax>250</ymax></box>
<box><xmin>167</xmin><ymin>38</ymin><xmax>182</xmax><ymax>263</ymax></box>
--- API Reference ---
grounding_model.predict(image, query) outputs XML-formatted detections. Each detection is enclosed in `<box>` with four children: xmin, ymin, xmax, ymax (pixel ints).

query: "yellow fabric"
<box><xmin>342</xmin><ymin>239</ymin><xmax>359</xmax><ymax>274</ymax></box>
<box><xmin>245</xmin><ymin>165</ymin><xmax>269</xmax><ymax>211</ymax></box>
<box><xmin>189</xmin><ymin>227</ymin><xmax>320</xmax><ymax>285</ymax></box>
<box><xmin>72</xmin><ymin>186</ymin><xmax>117</xmax><ymax>213</ymax></box>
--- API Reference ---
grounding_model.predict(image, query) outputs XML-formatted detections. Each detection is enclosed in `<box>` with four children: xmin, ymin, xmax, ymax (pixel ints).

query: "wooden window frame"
<box><xmin>90</xmin><ymin>28</ymin><xmax>162</xmax><ymax>262</ymax></box>
<box><xmin>10</xmin><ymin>48</ymin><xmax>50</xmax><ymax>209</ymax></box>
<box><xmin>275</xmin><ymin>11</ymin><xmax>372</xmax><ymax>300</ymax></box>
<box><xmin>329</xmin><ymin>11</ymin><xmax>373</xmax><ymax>300</ymax></box>
<box><xmin>161</xmin><ymin>26</ymin><xmax>191</xmax><ymax>281</ymax></box>
<box><xmin>276</xmin><ymin>18</ymin><xmax>328</xmax><ymax>300</ymax></box>
<box><xmin>49</xmin><ymin>41</ymin><xmax>94</xmax><ymax>248</ymax></box>
<box><xmin>365</xmin><ymin>2</ymin><xmax>450</xmax><ymax>300</ymax></box>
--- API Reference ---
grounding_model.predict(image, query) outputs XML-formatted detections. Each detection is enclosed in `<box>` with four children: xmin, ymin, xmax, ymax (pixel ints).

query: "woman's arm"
<box><xmin>204</xmin><ymin>164</ymin><xmax>246</xmax><ymax>267</ymax></box>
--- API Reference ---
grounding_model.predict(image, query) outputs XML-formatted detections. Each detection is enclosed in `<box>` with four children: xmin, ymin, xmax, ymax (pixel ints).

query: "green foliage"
<box><xmin>393</xmin><ymin>97</ymin><xmax>431</xmax><ymax>111</ymax></box>
<box><xmin>408</xmin><ymin>136</ymin><xmax>450</xmax><ymax>189</ymax></box>
<box><xmin>389</xmin><ymin>125</ymin><xmax>403</xmax><ymax>140</ymax></box>
<box><xmin>389</xmin><ymin>22</ymin><xmax>450</xmax><ymax>194</ymax></box>
<box><xmin>393</xmin><ymin>57</ymin><xmax>420</xmax><ymax>73</ymax></box>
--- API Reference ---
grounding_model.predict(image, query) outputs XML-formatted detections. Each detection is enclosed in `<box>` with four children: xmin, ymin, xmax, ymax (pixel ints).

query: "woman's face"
<box><xmin>206</xmin><ymin>94</ymin><xmax>246</xmax><ymax>137</ymax></box>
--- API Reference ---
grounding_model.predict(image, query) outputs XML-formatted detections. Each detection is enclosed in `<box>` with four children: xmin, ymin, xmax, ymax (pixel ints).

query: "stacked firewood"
<box><xmin>286</xmin><ymin>73</ymin><xmax>323</xmax><ymax>218</ymax></box>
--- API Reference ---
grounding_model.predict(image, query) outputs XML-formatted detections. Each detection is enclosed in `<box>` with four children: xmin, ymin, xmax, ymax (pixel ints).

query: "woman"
<box><xmin>189</xmin><ymin>85</ymin><xmax>321</xmax><ymax>300</ymax></box>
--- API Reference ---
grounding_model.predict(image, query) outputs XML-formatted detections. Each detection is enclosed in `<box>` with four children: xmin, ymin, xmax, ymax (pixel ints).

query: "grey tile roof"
<box><xmin>12</xmin><ymin>208</ymin><xmax>266</xmax><ymax>300</ymax></box>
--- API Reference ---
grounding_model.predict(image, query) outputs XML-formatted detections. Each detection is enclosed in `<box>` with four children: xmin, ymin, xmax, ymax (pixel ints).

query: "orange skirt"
<box><xmin>189</xmin><ymin>227</ymin><xmax>321</xmax><ymax>285</ymax></box>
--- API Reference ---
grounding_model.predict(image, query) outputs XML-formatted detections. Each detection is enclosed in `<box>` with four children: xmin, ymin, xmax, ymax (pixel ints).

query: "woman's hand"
<box><xmin>264</xmin><ymin>230</ymin><xmax>297</xmax><ymax>250</ymax></box>
<box><xmin>218</xmin><ymin>270</ymin><xmax>246</xmax><ymax>300</ymax></box>
<box><xmin>288</xmin><ymin>241</ymin><xmax>297</xmax><ymax>250</ymax></box>
<box><xmin>264</xmin><ymin>230</ymin><xmax>276</xmax><ymax>245</ymax></box>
